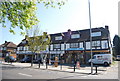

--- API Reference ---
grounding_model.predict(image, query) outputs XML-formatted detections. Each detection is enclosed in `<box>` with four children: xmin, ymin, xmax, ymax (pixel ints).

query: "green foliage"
<box><xmin>0</xmin><ymin>2</ymin><xmax>38</xmax><ymax>34</ymax></box>
<box><xmin>26</xmin><ymin>26</ymin><xmax>51</xmax><ymax>53</ymax></box>
<box><xmin>0</xmin><ymin>0</ymin><xmax>66</xmax><ymax>34</ymax></box>
<box><xmin>113</xmin><ymin>35</ymin><xmax>120</xmax><ymax>57</ymax></box>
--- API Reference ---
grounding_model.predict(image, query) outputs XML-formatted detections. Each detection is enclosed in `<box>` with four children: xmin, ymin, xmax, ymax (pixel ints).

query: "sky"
<box><xmin>0</xmin><ymin>0</ymin><xmax>119</xmax><ymax>45</ymax></box>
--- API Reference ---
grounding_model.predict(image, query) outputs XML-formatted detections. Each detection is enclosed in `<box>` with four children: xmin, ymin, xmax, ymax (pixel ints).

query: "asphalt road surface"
<box><xmin>2</xmin><ymin>62</ymin><xmax>118</xmax><ymax>79</ymax></box>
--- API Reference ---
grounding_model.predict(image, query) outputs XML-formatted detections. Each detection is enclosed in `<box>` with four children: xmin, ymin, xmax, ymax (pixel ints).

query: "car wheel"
<box><xmin>89</xmin><ymin>62</ymin><xmax>94</xmax><ymax>65</ymax></box>
<box><xmin>104</xmin><ymin>62</ymin><xmax>109</xmax><ymax>66</ymax></box>
<box><xmin>89</xmin><ymin>62</ymin><xmax>91</xmax><ymax>65</ymax></box>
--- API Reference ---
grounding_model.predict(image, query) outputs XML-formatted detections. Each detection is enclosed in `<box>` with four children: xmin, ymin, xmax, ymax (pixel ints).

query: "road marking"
<box><xmin>18</xmin><ymin>73</ymin><xmax>32</xmax><ymax>77</ymax></box>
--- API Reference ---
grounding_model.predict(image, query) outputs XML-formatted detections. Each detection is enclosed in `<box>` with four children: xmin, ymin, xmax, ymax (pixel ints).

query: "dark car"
<box><xmin>4</xmin><ymin>56</ymin><xmax>16</xmax><ymax>62</ymax></box>
<box><xmin>20</xmin><ymin>57</ymin><xmax>31</xmax><ymax>63</ymax></box>
<box><xmin>33</xmin><ymin>58</ymin><xmax>43</xmax><ymax>64</ymax></box>
<box><xmin>51</xmin><ymin>60</ymin><xmax>60</xmax><ymax>65</ymax></box>
<box><xmin>116</xmin><ymin>55</ymin><xmax>120</xmax><ymax>61</ymax></box>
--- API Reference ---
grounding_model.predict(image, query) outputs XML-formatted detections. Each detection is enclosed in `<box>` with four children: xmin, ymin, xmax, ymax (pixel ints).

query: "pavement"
<box><xmin>2</xmin><ymin>61</ymin><xmax>117</xmax><ymax>75</ymax></box>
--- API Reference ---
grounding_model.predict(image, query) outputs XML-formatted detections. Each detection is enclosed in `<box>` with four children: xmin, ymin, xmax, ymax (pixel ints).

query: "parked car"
<box><xmin>50</xmin><ymin>60</ymin><xmax>60</xmax><ymax>64</ymax></box>
<box><xmin>88</xmin><ymin>54</ymin><xmax>112</xmax><ymax>66</ymax></box>
<box><xmin>20</xmin><ymin>57</ymin><xmax>31</xmax><ymax>63</ymax></box>
<box><xmin>4</xmin><ymin>56</ymin><xmax>16</xmax><ymax>62</ymax></box>
<box><xmin>33</xmin><ymin>58</ymin><xmax>43</xmax><ymax>64</ymax></box>
<box><xmin>116</xmin><ymin>55</ymin><xmax>120</xmax><ymax>61</ymax></box>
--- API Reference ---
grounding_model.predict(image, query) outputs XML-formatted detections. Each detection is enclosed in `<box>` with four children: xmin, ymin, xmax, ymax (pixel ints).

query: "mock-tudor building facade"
<box><xmin>49</xmin><ymin>26</ymin><xmax>112</xmax><ymax>64</ymax></box>
<box><xmin>16</xmin><ymin>25</ymin><xmax>112</xmax><ymax>64</ymax></box>
<box><xmin>0</xmin><ymin>41</ymin><xmax>17</xmax><ymax>58</ymax></box>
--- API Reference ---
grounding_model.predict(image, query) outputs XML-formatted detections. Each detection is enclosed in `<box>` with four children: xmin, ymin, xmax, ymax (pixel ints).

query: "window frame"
<box><xmin>70</xmin><ymin>43</ymin><xmax>79</xmax><ymax>48</ymax></box>
<box><xmin>71</xmin><ymin>34</ymin><xmax>80</xmax><ymax>39</ymax></box>
<box><xmin>55</xmin><ymin>36</ymin><xmax>62</xmax><ymax>40</ymax></box>
<box><xmin>91</xmin><ymin>32</ymin><xmax>101</xmax><ymax>37</ymax></box>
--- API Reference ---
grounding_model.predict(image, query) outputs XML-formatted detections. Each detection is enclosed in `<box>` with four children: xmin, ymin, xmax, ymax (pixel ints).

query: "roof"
<box><xmin>0</xmin><ymin>41</ymin><xmax>17</xmax><ymax>48</ymax></box>
<box><xmin>17</xmin><ymin>39</ymin><xmax>28</xmax><ymax>47</ymax></box>
<box><xmin>17</xmin><ymin>26</ymin><xmax>110</xmax><ymax>46</ymax></box>
<box><xmin>49</xmin><ymin>27</ymin><xmax>110</xmax><ymax>44</ymax></box>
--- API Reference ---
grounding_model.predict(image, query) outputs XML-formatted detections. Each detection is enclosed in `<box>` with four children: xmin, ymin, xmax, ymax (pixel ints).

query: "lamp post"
<box><xmin>88</xmin><ymin>0</ymin><xmax>93</xmax><ymax>74</ymax></box>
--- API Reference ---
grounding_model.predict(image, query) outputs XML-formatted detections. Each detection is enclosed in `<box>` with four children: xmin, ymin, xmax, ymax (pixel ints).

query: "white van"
<box><xmin>88</xmin><ymin>54</ymin><xmax>112</xmax><ymax>66</ymax></box>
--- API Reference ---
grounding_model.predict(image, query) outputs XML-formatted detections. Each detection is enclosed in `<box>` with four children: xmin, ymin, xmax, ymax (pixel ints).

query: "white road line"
<box><xmin>18</xmin><ymin>73</ymin><xmax>32</xmax><ymax>77</ymax></box>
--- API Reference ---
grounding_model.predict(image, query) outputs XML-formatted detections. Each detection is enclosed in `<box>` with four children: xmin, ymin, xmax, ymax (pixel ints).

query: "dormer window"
<box><xmin>22</xmin><ymin>41</ymin><xmax>26</xmax><ymax>44</ymax></box>
<box><xmin>55</xmin><ymin>36</ymin><xmax>62</xmax><ymax>40</ymax></box>
<box><xmin>71</xmin><ymin>34</ymin><xmax>80</xmax><ymax>39</ymax></box>
<box><xmin>91</xmin><ymin>32</ymin><xmax>101</xmax><ymax>37</ymax></box>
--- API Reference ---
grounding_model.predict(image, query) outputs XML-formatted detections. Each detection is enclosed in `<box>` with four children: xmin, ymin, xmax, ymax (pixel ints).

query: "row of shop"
<box><xmin>16</xmin><ymin>26</ymin><xmax>112</xmax><ymax>65</ymax></box>
<box><xmin>16</xmin><ymin>48</ymin><xmax>110</xmax><ymax>65</ymax></box>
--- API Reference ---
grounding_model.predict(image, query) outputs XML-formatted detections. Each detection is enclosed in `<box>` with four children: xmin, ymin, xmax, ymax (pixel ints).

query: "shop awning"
<box><xmin>66</xmin><ymin>48</ymin><xmax>84</xmax><ymax>51</ymax></box>
<box><xmin>40</xmin><ymin>50</ymin><xmax>49</xmax><ymax>54</ymax></box>
<box><xmin>65</xmin><ymin>48</ymin><xmax>84</xmax><ymax>53</ymax></box>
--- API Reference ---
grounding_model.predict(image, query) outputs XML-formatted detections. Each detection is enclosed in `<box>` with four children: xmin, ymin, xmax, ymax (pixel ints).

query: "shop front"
<box><xmin>65</xmin><ymin>48</ymin><xmax>85</xmax><ymax>64</ymax></box>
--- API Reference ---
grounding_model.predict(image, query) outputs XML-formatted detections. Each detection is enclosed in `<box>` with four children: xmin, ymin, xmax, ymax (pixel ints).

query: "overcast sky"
<box><xmin>0</xmin><ymin>0</ymin><xmax>119</xmax><ymax>45</ymax></box>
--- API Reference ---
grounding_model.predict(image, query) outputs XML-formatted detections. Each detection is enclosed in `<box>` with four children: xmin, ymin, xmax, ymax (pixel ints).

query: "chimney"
<box><xmin>105</xmin><ymin>25</ymin><xmax>109</xmax><ymax>30</ymax></box>
<box><xmin>67</xmin><ymin>29</ymin><xmax>72</xmax><ymax>35</ymax></box>
<box><xmin>5</xmin><ymin>41</ymin><xmax>7</xmax><ymax>43</ymax></box>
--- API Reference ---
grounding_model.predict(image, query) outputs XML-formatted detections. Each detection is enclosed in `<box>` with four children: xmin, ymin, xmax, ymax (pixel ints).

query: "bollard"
<box><xmin>74</xmin><ymin>63</ymin><xmax>76</xmax><ymax>72</ymax></box>
<box><xmin>60</xmin><ymin>64</ymin><xmax>62</xmax><ymax>70</ymax></box>
<box><xmin>39</xmin><ymin>62</ymin><xmax>40</xmax><ymax>68</ymax></box>
<box><xmin>46</xmin><ymin>62</ymin><xmax>48</xmax><ymax>69</ymax></box>
<box><xmin>95</xmin><ymin>65</ymin><xmax>98</xmax><ymax>74</ymax></box>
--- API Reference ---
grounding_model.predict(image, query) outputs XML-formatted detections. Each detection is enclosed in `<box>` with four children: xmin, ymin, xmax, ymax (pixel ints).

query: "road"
<box><xmin>2</xmin><ymin>62</ymin><xmax>119</xmax><ymax>79</ymax></box>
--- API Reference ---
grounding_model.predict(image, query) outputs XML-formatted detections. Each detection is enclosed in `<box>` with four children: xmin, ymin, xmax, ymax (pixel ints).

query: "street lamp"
<box><xmin>88</xmin><ymin>0</ymin><xmax>93</xmax><ymax>74</ymax></box>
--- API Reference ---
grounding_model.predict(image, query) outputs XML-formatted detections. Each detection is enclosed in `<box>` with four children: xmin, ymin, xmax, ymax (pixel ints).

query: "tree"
<box><xmin>26</xmin><ymin>26</ymin><xmax>51</xmax><ymax>66</ymax></box>
<box><xmin>113</xmin><ymin>35</ymin><xmax>120</xmax><ymax>57</ymax></box>
<box><xmin>0</xmin><ymin>0</ymin><xmax>66</xmax><ymax>34</ymax></box>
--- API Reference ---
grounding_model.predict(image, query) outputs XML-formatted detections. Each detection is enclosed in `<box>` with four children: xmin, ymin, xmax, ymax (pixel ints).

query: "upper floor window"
<box><xmin>86</xmin><ymin>42</ymin><xmax>90</xmax><ymax>49</ymax></box>
<box><xmin>101</xmin><ymin>40</ymin><xmax>108</xmax><ymax>49</ymax></box>
<box><xmin>19</xmin><ymin>46</ymin><xmax>23</xmax><ymax>50</ymax></box>
<box><xmin>55</xmin><ymin>36</ymin><xmax>62</xmax><ymax>40</ymax></box>
<box><xmin>50</xmin><ymin>45</ymin><xmax>53</xmax><ymax>51</ymax></box>
<box><xmin>3</xmin><ymin>47</ymin><xmax>6</xmax><ymax>50</ymax></box>
<box><xmin>17</xmin><ymin>47</ymin><xmax>20</xmax><ymax>51</ymax></box>
<box><xmin>70</xmin><ymin>43</ymin><xmax>79</xmax><ymax>48</ymax></box>
<box><xmin>14</xmin><ymin>49</ymin><xmax>16</xmax><ymax>52</ymax></box>
<box><xmin>92</xmin><ymin>41</ymin><xmax>100</xmax><ymax>47</ymax></box>
<box><xmin>71</xmin><ymin>34</ymin><xmax>80</xmax><ymax>39</ymax></box>
<box><xmin>91</xmin><ymin>32</ymin><xmax>101</xmax><ymax>37</ymax></box>
<box><xmin>79</xmin><ymin>42</ymin><xmax>83</xmax><ymax>48</ymax></box>
<box><xmin>54</xmin><ymin>44</ymin><xmax>60</xmax><ymax>48</ymax></box>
